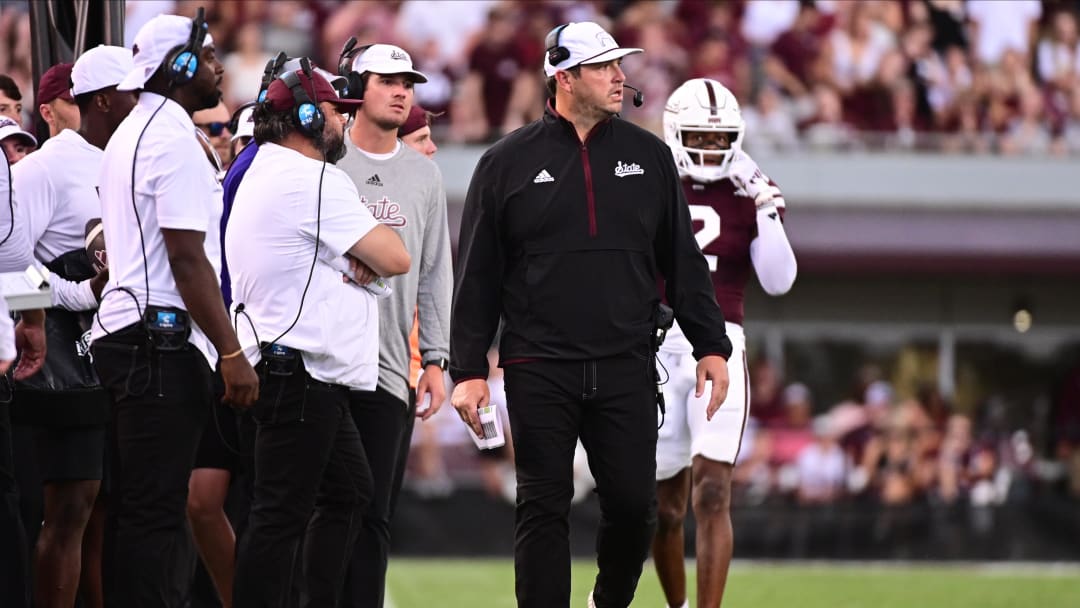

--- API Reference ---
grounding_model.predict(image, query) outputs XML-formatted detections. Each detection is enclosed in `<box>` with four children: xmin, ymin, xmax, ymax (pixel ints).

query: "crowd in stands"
<box><xmin>3</xmin><ymin>1</ymin><xmax>1078</xmax><ymax>154</ymax></box>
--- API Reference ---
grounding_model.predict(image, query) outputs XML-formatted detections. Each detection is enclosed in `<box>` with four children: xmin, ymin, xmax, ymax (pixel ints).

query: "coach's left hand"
<box><xmin>416</xmin><ymin>366</ymin><xmax>446</xmax><ymax>420</ymax></box>
<box><xmin>696</xmin><ymin>355</ymin><xmax>730</xmax><ymax>421</ymax></box>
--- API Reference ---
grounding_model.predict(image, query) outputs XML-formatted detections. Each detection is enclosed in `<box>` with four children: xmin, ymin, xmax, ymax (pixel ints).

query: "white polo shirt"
<box><xmin>92</xmin><ymin>92</ymin><xmax>222</xmax><ymax>365</ymax></box>
<box><xmin>226</xmin><ymin>142</ymin><xmax>380</xmax><ymax>390</ymax></box>
<box><xmin>11</xmin><ymin>129</ymin><xmax>102</xmax><ymax>311</ymax></box>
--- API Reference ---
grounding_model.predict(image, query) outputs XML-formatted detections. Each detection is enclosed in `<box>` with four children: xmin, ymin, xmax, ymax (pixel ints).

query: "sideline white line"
<box><xmin>719</xmin><ymin>559</ymin><xmax>1080</xmax><ymax>576</ymax></box>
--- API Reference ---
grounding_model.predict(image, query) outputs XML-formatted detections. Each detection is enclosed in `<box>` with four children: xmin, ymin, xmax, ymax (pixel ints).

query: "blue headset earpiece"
<box><xmin>165</xmin><ymin>7</ymin><xmax>207</xmax><ymax>86</ymax></box>
<box><xmin>279</xmin><ymin>58</ymin><xmax>324</xmax><ymax>135</ymax></box>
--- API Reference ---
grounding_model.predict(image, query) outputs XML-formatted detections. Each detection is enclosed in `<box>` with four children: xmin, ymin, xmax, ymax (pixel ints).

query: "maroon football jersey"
<box><xmin>683</xmin><ymin>177</ymin><xmax>784</xmax><ymax>326</ymax></box>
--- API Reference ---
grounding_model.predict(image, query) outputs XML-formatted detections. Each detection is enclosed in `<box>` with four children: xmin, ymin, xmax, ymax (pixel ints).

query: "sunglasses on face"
<box><xmin>197</xmin><ymin>121</ymin><xmax>230</xmax><ymax>137</ymax></box>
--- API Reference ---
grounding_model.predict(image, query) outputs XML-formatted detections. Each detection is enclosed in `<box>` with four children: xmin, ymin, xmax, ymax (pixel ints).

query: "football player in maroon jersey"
<box><xmin>651</xmin><ymin>78</ymin><xmax>797</xmax><ymax>608</ymax></box>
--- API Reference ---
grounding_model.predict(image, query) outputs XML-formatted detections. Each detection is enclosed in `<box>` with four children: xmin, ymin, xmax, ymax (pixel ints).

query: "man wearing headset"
<box><xmin>227</xmin><ymin>67</ymin><xmax>410</xmax><ymax>607</ymax></box>
<box><xmin>331</xmin><ymin>42</ymin><xmax>452</xmax><ymax>608</ymax></box>
<box><xmin>451</xmin><ymin>22</ymin><xmax>732</xmax><ymax>608</ymax></box>
<box><xmin>90</xmin><ymin>13</ymin><xmax>258</xmax><ymax>604</ymax></box>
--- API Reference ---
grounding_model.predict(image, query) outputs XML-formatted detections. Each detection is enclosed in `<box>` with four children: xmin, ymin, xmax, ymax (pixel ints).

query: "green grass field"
<box><xmin>385</xmin><ymin>558</ymin><xmax>1080</xmax><ymax>607</ymax></box>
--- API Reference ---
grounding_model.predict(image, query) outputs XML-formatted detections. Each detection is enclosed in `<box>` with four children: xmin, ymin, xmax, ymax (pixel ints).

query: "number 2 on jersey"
<box><xmin>689</xmin><ymin>204</ymin><xmax>720</xmax><ymax>271</ymax></box>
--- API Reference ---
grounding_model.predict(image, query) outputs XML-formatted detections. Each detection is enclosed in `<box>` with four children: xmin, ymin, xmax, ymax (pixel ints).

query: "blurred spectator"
<box><xmin>0</xmin><ymin>115</ymin><xmax>35</xmax><ymax>164</ymax></box>
<box><xmin>795</xmin><ymin>415</ymin><xmax>847</xmax><ymax>505</ymax></box>
<box><xmin>451</xmin><ymin>4</ymin><xmax>538</xmax><ymax>142</ymax></box>
<box><xmin>125</xmin><ymin>0</ymin><xmax>177</xmax><ymax>47</ymax></box>
<box><xmin>802</xmin><ymin>84</ymin><xmax>855</xmax><ymax>150</ymax></box>
<box><xmin>0</xmin><ymin>8</ymin><xmax>32</xmax><ymax>126</ymax></box>
<box><xmin>741</xmin><ymin>0</ymin><xmax>801</xmax><ymax>50</ymax></box>
<box><xmin>1037</xmin><ymin>9</ymin><xmax>1080</xmax><ymax>91</ymax></box>
<box><xmin>916</xmin><ymin>0</ymin><xmax>968</xmax><ymax>54</ymax></box>
<box><xmin>395</xmin><ymin>0</ymin><xmax>496</xmax><ymax>68</ymax></box>
<box><xmin>0</xmin><ymin>74</ymin><xmax>22</xmax><ymax>123</ymax></box>
<box><xmin>743</xmin><ymin>84</ymin><xmax>801</xmax><ymax>153</ymax></box>
<box><xmin>770</xmin><ymin>382</ymin><xmax>816</xmax><ymax>466</ymax></box>
<box><xmin>221</xmin><ymin>23</ymin><xmax>272</xmax><ymax>108</ymax></box>
<box><xmin>35</xmin><ymin>63</ymin><xmax>79</xmax><ymax>137</ymax></box>
<box><xmin>193</xmin><ymin>101</ymin><xmax>233</xmax><ymax>169</ymax></box>
<box><xmin>262</xmin><ymin>0</ymin><xmax>315</xmax><ymax>60</ymax></box>
<box><xmin>1001</xmin><ymin>84</ymin><xmax>1052</xmax><ymax>154</ymax></box>
<box><xmin>765</xmin><ymin>1</ymin><xmax>832</xmax><ymax>98</ymax></box>
<box><xmin>966</xmin><ymin>0</ymin><xmax>1042</xmax><ymax>67</ymax></box>
<box><xmin>822</xmin><ymin>1</ymin><xmax>896</xmax><ymax>96</ymax></box>
<box><xmin>749</xmin><ymin>357</ymin><xmax>786</xmax><ymax>427</ymax></box>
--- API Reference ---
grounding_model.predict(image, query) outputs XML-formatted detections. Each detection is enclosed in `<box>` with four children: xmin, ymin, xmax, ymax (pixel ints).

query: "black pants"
<box><xmin>504</xmin><ymin>353</ymin><xmax>658</xmax><ymax>608</ymax></box>
<box><xmin>338</xmin><ymin>386</ymin><xmax>414</xmax><ymax>608</ymax></box>
<box><xmin>0</xmin><ymin>397</ymin><xmax>30</xmax><ymax>608</ymax></box>
<box><xmin>234</xmin><ymin>360</ymin><xmax>373</xmax><ymax>608</ymax></box>
<box><xmin>92</xmin><ymin>324</ymin><xmax>212</xmax><ymax>607</ymax></box>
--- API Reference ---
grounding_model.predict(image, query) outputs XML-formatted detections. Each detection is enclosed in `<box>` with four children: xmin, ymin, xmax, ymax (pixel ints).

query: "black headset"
<box><xmin>546</xmin><ymin>24</ymin><xmax>572</xmax><ymax>67</ymax></box>
<box><xmin>279</xmin><ymin>59</ymin><xmax>324</xmax><ymax>135</ymax></box>
<box><xmin>256</xmin><ymin>51</ymin><xmax>288</xmax><ymax>103</ymax></box>
<box><xmin>164</xmin><ymin>7</ymin><xmax>208</xmax><ymax>87</ymax></box>
<box><xmin>337</xmin><ymin>36</ymin><xmax>374</xmax><ymax>101</ymax></box>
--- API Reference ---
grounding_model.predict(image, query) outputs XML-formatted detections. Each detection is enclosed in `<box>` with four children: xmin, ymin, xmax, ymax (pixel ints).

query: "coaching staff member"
<box><xmin>228</xmin><ymin>67</ymin><xmax>410</xmax><ymax>607</ymax></box>
<box><xmin>450</xmin><ymin>21</ymin><xmax>732</xmax><ymax>608</ymax></box>
<box><xmin>90</xmin><ymin>12</ymin><xmax>258</xmax><ymax>604</ymax></box>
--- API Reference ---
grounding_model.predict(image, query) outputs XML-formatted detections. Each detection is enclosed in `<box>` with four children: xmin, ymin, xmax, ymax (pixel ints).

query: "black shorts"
<box><xmin>33</xmin><ymin>425</ymin><xmax>106</xmax><ymax>482</ymax></box>
<box><xmin>194</xmin><ymin>371</ymin><xmax>242</xmax><ymax>473</ymax></box>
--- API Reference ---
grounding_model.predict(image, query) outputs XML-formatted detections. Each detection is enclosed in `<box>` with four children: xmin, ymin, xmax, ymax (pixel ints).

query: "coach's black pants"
<box><xmin>336</xmin><ymin>386</ymin><xmax>414</xmax><ymax>608</ymax></box>
<box><xmin>234</xmin><ymin>360</ymin><xmax>373</xmax><ymax>608</ymax></box>
<box><xmin>92</xmin><ymin>324</ymin><xmax>211</xmax><ymax>607</ymax></box>
<box><xmin>504</xmin><ymin>351</ymin><xmax>658</xmax><ymax>608</ymax></box>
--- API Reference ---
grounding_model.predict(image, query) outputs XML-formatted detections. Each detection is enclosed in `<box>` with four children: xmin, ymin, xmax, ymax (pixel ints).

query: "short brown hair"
<box><xmin>545</xmin><ymin>66</ymin><xmax>580</xmax><ymax>97</ymax></box>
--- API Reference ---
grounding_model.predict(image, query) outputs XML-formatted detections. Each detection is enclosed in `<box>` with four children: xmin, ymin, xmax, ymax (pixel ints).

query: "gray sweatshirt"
<box><xmin>337</xmin><ymin>137</ymin><xmax>452</xmax><ymax>406</ymax></box>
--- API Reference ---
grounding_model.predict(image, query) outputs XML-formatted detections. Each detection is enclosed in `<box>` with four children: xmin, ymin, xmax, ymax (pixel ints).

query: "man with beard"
<box><xmin>90</xmin><ymin>12</ymin><xmax>258</xmax><ymax>604</ymax></box>
<box><xmin>228</xmin><ymin>66</ymin><xmax>410</xmax><ymax>608</ymax></box>
<box><xmin>331</xmin><ymin>43</ymin><xmax>452</xmax><ymax>608</ymax></box>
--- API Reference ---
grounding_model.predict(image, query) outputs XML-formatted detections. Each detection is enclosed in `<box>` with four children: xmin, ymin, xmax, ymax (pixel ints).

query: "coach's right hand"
<box><xmin>221</xmin><ymin>356</ymin><xmax>259</xmax><ymax>408</ymax></box>
<box><xmin>450</xmin><ymin>378</ymin><xmax>488</xmax><ymax>438</ymax></box>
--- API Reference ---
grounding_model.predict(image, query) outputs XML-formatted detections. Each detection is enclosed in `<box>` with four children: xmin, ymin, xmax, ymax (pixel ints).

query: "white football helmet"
<box><xmin>663</xmin><ymin>78</ymin><xmax>745</xmax><ymax>183</ymax></box>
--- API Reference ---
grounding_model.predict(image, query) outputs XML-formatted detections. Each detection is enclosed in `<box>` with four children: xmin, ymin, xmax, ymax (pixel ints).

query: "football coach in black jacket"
<box><xmin>450</xmin><ymin>22</ymin><xmax>732</xmax><ymax>608</ymax></box>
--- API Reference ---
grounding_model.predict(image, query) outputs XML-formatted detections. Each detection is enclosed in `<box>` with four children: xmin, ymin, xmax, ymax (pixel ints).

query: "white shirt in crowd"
<box><xmin>226</xmin><ymin>142</ymin><xmax>380</xmax><ymax>390</ymax></box>
<box><xmin>967</xmin><ymin>0</ymin><xmax>1042</xmax><ymax>66</ymax></box>
<box><xmin>92</xmin><ymin>92</ymin><xmax>222</xmax><ymax>366</ymax></box>
<box><xmin>11</xmin><ymin>128</ymin><xmax>103</xmax><ymax>311</ymax></box>
<box><xmin>795</xmin><ymin>440</ymin><xmax>847</xmax><ymax>501</ymax></box>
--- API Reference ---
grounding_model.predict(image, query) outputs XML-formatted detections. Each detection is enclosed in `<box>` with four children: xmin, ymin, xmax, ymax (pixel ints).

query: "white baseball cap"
<box><xmin>350</xmin><ymin>44</ymin><xmax>428</xmax><ymax>83</ymax></box>
<box><xmin>543</xmin><ymin>22</ymin><xmax>643</xmax><ymax>77</ymax></box>
<box><xmin>231</xmin><ymin>105</ymin><xmax>254</xmax><ymax>142</ymax></box>
<box><xmin>117</xmin><ymin>14</ymin><xmax>215</xmax><ymax>92</ymax></box>
<box><xmin>71</xmin><ymin>45</ymin><xmax>135</xmax><ymax>96</ymax></box>
<box><xmin>0</xmin><ymin>116</ymin><xmax>37</xmax><ymax>147</ymax></box>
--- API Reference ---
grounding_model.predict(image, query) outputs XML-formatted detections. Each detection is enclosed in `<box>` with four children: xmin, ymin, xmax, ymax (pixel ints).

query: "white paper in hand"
<box><xmin>468</xmin><ymin>404</ymin><xmax>506</xmax><ymax>450</ymax></box>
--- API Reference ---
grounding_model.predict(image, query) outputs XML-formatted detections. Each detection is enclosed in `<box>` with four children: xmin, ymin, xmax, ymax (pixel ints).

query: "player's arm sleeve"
<box><xmin>50</xmin><ymin>275</ymin><xmax>98</xmax><ymax>311</ymax></box>
<box><xmin>450</xmin><ymin>151</ymin><xmax>503</xmax><ymax>382</ymax></box>
<box><xmin>750</xmin><ymin>201</ymin><xmax>797</xmax><ymax>296</ymax></box>
<box><xmin>417</xmin><ymin>166</ymin><xmax>452</xmax><ymax>364</ymax></box>
<box><xmin>654</xmin><ymin>150</ymin><xmax>732</xmax><ymax>361</ymax></box>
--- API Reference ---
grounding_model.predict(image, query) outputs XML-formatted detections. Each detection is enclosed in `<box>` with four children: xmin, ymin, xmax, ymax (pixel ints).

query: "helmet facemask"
<box><xmin>663</xmin><ymin>78</ymin><xmax>746</xmax><ymax>183</ymax></box>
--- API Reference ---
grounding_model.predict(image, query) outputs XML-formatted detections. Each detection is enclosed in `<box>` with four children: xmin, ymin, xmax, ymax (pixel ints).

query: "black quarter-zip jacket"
<box><xmin>450</xmin><ymin>100</ymin><xmax>732</xmax><ymax>382</ymax></box>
